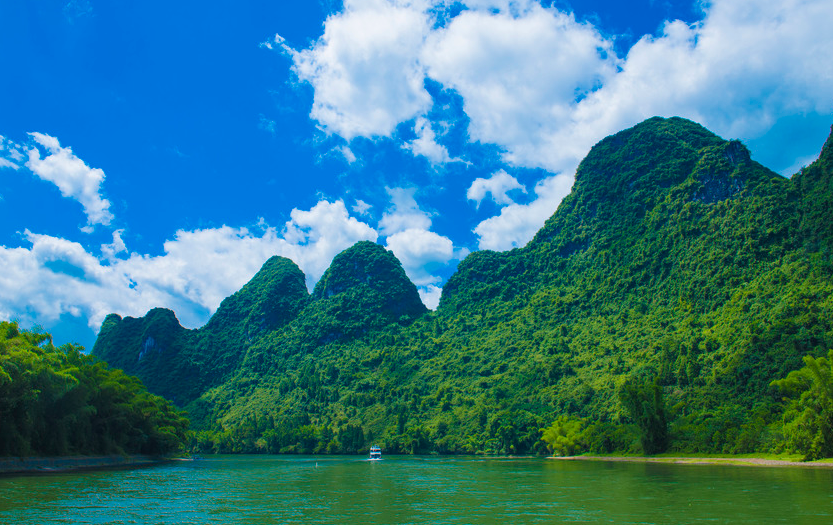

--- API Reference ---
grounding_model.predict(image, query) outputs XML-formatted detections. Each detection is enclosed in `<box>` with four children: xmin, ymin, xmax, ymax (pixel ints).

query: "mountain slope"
<box><xmin>93</xmin><ymin>256</ymin><xmax>310</xmax><ymax>404</ymax></box>
<box><xmin>793</xmin><ymin>124</ymin><xmax>833</xmax><ymax>250</ymax></box>
<box><xmin>93</xmin><ymin>117</ymin><xmax>833</xmax><ymax>456</ymax></box>
<box><xmin>92</xmin><ymin>242</ymin><xmax>425</xmax><ymax>407</ymax></box>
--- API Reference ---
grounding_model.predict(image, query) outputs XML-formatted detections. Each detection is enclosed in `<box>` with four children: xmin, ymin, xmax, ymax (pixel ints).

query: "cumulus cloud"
<box><xmin>25</xmin><ymin>132</ymin><xmax>114</xmax><ymax>229</ymax></box>
<box><xmin>385</xmin><ymin>227</ymin><xmax>455</xmax><ymax>286</ymax></box>
<box><xmin>385</xmin><ymin>227</ymin><xmax>468</xmax><ymax>311</ymax></box>
<box><xmin>422</xmin><ymin>2</ymin><xmax>617</xmax><ymax>172</ymax></box>
<box><xmin>352</xmin><ymin>199</ymin><xmax>372</xmax><ymax>216</ymax></box>
<box><xmin>467</xmin><ymin>170</ymin><xmax>527</xmax><ymax>207</ymax></box>
<box><xmin>286</xmin><ymin>0</ymin><xmax>433</xmax><ymax>139</ymax></box>
<box><xmin>282</xmin><ymin>199</ymin><xmax>379</xmax><ymax>287</ymax></box>
<box><xmin>101</xmin><ymin>229</ymin><xmax>127</xmax><ymax>262</ymax></box>
<box><xmin>378</xmin><ymin>186</ymin><xmax>433</xmax><ymax>236</ymax></box>
<box><xmin>403</xmin><ymin>116</ymin><xmax>451</xmax><ymax>164</ymax></box>
<box><xmin>473</xmin><ymin>173</ymin><xmax>573</xmax><ymax>250</ymax></box>
<box><xmin>0</xmin><ymin>199</ymin><xmax>377</xmax><ymax>333</ymax></box>
<box><xmin>283</xmin><ymin>0</ymin><xmax>833</xmax><ymax>200</ymax></box>
<box><xmin>377</xmin><ymin>184</ymin><xmax>468</xmax><ymax>306</ymax></box>
<box><xmin>418</xmin><ymin>284</ymin><xmax>442</xmax><ymax>310</ymax></box>
<box><xmin>551</xmin><ymin>0</ymin><xmax>833</xmax><ymax>171</ymax></box>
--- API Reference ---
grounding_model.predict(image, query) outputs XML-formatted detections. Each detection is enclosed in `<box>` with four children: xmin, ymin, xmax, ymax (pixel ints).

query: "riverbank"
<box><xmin>554</xmin><ymin>455</ymin><xmax>833</xmax><ymax>468</ymax></box>
<box><xmin>0</xmin><ymin>455</ymin><xmax>173</xmax><ymax>476</ymax></box>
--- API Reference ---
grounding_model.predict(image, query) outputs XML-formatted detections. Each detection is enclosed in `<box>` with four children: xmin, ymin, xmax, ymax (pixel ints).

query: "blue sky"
<box><xmin>1</xmin><ymin>0</ymin><xmax>832</xmax><ymax>349</ymax></box>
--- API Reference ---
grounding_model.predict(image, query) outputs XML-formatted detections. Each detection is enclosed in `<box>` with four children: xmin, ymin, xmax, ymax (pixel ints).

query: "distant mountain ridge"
<box><xmin>93</xmin><ymin>117</ymin><xmax>833</xmax><ymax>456</ymax></box>
<box><xmin>93</xmin><ymin>242</ymin><xmax>424</xmax><ymax>405</ymax></box>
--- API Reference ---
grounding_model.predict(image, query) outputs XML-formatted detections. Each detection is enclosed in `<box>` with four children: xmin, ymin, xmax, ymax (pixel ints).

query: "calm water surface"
<box><xmin>1</xmin><ymin>455</ymin><xmax>832</xmax><ymax>524</ymax></box>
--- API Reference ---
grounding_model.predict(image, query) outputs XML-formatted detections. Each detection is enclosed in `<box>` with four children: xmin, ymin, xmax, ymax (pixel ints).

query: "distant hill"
<box><xmin>93</xmin><ymin>117</ymin><xmax>833</xmax><ymax>456</ymax></box>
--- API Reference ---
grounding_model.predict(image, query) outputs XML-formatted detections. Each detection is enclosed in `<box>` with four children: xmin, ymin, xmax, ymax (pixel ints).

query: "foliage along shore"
<box><xmin>88</xmin><ymin>117</ymin><xmax>833</xmax><ymax>461</ymax></box>
<box><xmin>0</xmin><ymin>321</ymin><xmax>191</xmax><ymax>459</ymax></box>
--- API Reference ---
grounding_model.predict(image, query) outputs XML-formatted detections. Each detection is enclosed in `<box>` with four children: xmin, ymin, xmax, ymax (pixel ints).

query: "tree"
<box><xmin>771</xmin><ymin>350</ymin><xmax>833</xmax><ymax>460</ymax></box>
<box><xmin>541</xmin><ymin>415</ymin><xmax>584</xmax><ymax>456</ymax></box>
<box><xmin>0</xmin><ymin>321</ymin><xmax>190</xmax><ymax>457</ymax></box>
<box><xmin>619</xmin><ymin>377</ymin><xmax>668</xmax><ymax>454</ymax></box>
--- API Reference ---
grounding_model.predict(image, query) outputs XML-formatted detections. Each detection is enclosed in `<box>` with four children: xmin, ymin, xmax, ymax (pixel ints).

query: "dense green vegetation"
<box><xmin>93</xmin><ymin>117</ymin><xmax>833</xmax><ymax>459</ymax></box>
<box><xmin>771</xmin><ymin>350</ymin><xmax>833</xmax><ymax>460</ymax></box>
<box><xmin>0</xmin><ymin>321</ymin><xmax>190</xmax><ymax>457</ymax></box>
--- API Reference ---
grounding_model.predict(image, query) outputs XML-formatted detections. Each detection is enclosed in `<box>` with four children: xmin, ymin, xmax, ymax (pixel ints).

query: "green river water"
<box><xmin>1</xmin><ymin>455</ymin><xmax>832</xmax><ymax>524</ymax></box>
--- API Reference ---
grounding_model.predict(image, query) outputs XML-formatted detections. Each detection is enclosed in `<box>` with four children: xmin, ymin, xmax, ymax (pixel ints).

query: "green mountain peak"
<box><xmin>205</xmin><ymin>255</ymin><xmax>309</xmax><ymax>338</ymax></box>
<box><xmin>313</xmin><ymin>241</ymin><xmax>426</xmax><ymax>318</ymax></box>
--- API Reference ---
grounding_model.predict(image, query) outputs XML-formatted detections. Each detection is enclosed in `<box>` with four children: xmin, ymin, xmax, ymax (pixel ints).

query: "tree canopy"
<box><xmin>0</xmin><ymin>321</ymin><xmax>190</xmax><ymax>457</ymax></box>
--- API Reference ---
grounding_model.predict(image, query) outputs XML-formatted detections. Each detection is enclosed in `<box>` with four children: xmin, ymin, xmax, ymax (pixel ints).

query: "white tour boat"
<box><xmin>369</xmin><ymin>445</ymin><xmax>382</xmax><ymax>460</ymax></box>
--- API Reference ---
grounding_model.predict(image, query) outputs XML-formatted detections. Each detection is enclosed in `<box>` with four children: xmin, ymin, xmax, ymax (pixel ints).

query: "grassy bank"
<box><xmin>554</xmin><ymin>453</ymin><xmax>833</xmax><ymax>468</ymax></box>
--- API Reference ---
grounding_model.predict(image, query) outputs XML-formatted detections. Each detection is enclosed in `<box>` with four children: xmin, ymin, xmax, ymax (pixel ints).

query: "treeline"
<box><xmin>543</xmin><ymin>350</ymin><xmax>833</xmax><ymax>461</ymax></box>
<box><xmin>192</xmin><ymin>407</ymin><xmax>547</xmax><ymax>456</ymax></box>
<box><xmin>0</xmin><ymin>321</ymin><xmax>190</xmax><ymax>457</ymax></box>
<box><xmin>191</xmin><ymin>347</ymin><xmax>832</xmax><ymax>460</ymax></box>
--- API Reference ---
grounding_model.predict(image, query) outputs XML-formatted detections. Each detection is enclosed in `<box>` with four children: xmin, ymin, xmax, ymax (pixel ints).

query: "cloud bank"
<box><xmin>2</xmin><ymin>138</ymin><xmax>465</xmax><ymax>338</ymax></box>
<box><xmin>0</xmin><ymin>196</ymin><xmax>380</xmax><ymax>334</ymax></box>
<box><xmin>282</xmin><ymin>0</ymin><xmax>833</xmax><ymax>249</ymax></box>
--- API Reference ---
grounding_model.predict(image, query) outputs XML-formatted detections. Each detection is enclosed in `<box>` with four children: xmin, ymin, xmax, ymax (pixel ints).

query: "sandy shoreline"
<box><xmin>554</xmin><ymin>455</ymin><xmax>833</xmax><ymax>468</ymax></box>
<box><xmin>0</xmin><ymin>455</ymin><xmax>172</xmax><ymax>476</ymax></box>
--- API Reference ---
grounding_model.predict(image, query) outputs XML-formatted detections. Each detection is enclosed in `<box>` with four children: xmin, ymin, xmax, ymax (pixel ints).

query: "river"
<box><xmin>1</xmin><ymin>455</ymin><xmax>832</xmax><ymax>523</ymax></box>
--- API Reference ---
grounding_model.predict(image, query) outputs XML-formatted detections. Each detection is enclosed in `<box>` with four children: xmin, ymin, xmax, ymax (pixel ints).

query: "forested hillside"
<box><xmin>93</xmin><ymin>117</ymin><xmax>833</xmax><ymax>458</ymax></box>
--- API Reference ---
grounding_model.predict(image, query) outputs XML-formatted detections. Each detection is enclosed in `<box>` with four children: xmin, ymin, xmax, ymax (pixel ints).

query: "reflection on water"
<box><xmin>1</xmin><ymin>456</ymin><xmax>832</xmax><ymax>524</ymax></box>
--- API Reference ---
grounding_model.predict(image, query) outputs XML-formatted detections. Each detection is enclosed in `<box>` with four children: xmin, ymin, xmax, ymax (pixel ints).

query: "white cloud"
<box><xmin>378</xmin><ymin>186</ymin><xmax>433</xmax><ymax>236</ymax></box>
<box><xmin>418</xmin><ymin>284</ymin><xmax>442</xmax><ymax>310</ymax></box>
<box><xmin>25</xmin><ymin>132</ymin><xmax>114</xmax><ymax>229</ymax></box>
<box><xmin>385</xmin><ymin>227</ymin><xmax>456</xmax><ymax>286</ymax></box>
<box><xmin>560</xmin><ymin>0</ymin><xmax>833</xmax><ymax>168</ymax></box>
<box><xmin>338</xmin><ymin>145</ymin><xmax>357</xmax><ymax>163</ymax></box>
<box><xmin>287</xmin><ymin>0</ymin><xmax>433</xmax><ymax>139</ymax></box>
<box><xmin>0</xmin><ymin>199</ymin><xmax>377</xmax><ymax>334</ymax></box>
<box><xmin>422</xmin><ymin>3</ymin><xmax>617</xmax><ymax>172</ymax></box>
<box><xmin>467</xmin><ymin>170</ymin><xmax>527</xmax><ymax>207</ymax></box>
<box><xmin>101</xmin><ymin>229</ymin><xmax>127</xmax><ymax>262</ymax></box>
<box><xmin>403</xmin><ymin>116</ymin><xmax>451</xmax><ymax>164</ymax></box>
<box><xmin>447</xmin><ymin>0</ymin><xmax>833</xmax><ymax>174</ymax></box>
<box><xmin>7</xmin><ymin>0</ymin><xmax>832</xmax><ymax>342</ymax></box>
<box><xmin>377</xmin><ymin>185</ymin><xmax>469</xmax><ymax>297</ymax></box>
<box><xmin>352</xmin><ymin>199</ymin><xmax>372</xmax><ymax>216</ymax></box>
<box><xmin>0</xmin><ymin>135</ymin><xmax>23</xmax><ymax>169</ymax></box>
<box><xmin>473</xmin><ymin>173</ymin><xmax>573</xmax><ymax>250</ymax></box>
